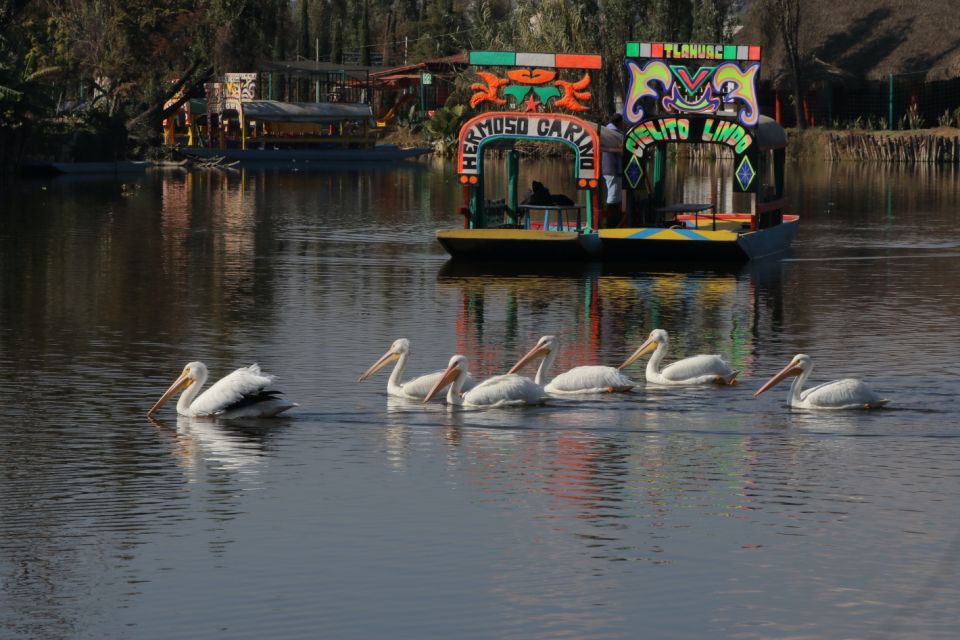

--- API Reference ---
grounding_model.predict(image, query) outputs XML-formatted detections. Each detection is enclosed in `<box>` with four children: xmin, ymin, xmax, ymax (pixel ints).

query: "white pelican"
<box><xmin>619</xmin><ymin>328</ymin><xmax>739</xmax><ymax>385</ymax></box>
<box><xmin>508</xmin><ymin>335</ymin><xmax>635</xmax><ymax>394</ymax></box>
<box><xmin>423</xmin><ymin>355</ymin><xmax>547</xmax><ymax>408</ymax></box>
<box><xmin>357</xmin><ymin>338</ymin><xmax>476</xmax><ymax>400</ymax></box>
<box><xmin>147</xmin><ymin>362</ymin><xmax>297</xmax><ymax>419</ymax></box>
<box><xmin>754</xmin><ymin>354</ymin><xmax>890</xmax><ymax>410</ymax></box>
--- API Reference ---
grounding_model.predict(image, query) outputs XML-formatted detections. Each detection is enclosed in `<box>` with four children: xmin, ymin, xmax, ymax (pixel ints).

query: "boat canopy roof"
<box><xmin>237</xmin><ymin>100</ymin><xmax>372</xmax><ymax>122</ymax></box>
<box><xmin>756</xmin><ymin>115</ymin><xmax>787</xmax><ymax>151</ymax></box>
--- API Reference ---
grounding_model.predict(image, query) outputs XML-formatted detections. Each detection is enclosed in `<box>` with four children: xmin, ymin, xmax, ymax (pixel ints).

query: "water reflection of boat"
<box><xmin>181</xmin><ymin>144</ymin><xmax>430</xmax><ymax>165</ymax></box>
<box><xmin>437</xmin><ymin>259</ymin><xmax>602</xmax><ymax>280</ymax></box>
<box><xmin>21</xmin><ymin>160</ymin><xmax>153</xmax><ymax>175</ymax></box>
<box><xmin>437</xmin><ymin>256</ymin><xmax>787</xmax><ymax>281</ymax></box>
<box><xmin>437</xmin><ymin>257</ymin><xmax>784</xmax><ymax>385</ymax></box>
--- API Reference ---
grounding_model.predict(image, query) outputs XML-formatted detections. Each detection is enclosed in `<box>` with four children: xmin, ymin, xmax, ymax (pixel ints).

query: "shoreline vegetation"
<box><xmin>4</xmin><ymin>2</ymin><xmax>958</xmax><ymax>171</ymax></box>
<box><xmin>7</xmin><ymin>125</ymin><xmax>960</xmax><ymax>173</ymax></box>
<box><xmin>0</xmin><ymin>0</ymin><xmax>960</xmax><ymax>172</ymax></box>
<box><xmin>380</xmin><ymin>126</ymin><xmax>960</xmax><ymax>164</ymax></box>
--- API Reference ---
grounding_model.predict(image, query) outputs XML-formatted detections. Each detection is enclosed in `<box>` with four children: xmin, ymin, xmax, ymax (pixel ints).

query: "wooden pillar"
<box><xmin>470</xmin><ymin>182</ymin><xmax>484</xmax><ymax>229</ymax></box>
<box><xmin>588</xmin><ymin>187</ymin><xmax>598</xmax><ymax>230</ymax></box>
<box><xmin>775</xmin><ymin>91</ymin><xmax>782</xmax><ymax>124</ymax></box>
<box><xmin>239</xmin><ymin>105</ymin><xmax>246</xmax><ymax>150</ymax></box>
<box><xmin>507</xmin><ymin>150</ymin><xmax>519</xmax><ymax>224</ymax></box>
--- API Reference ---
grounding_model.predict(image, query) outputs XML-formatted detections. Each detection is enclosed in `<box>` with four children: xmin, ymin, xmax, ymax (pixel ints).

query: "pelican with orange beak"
<box><xmin>423</xmin><ymin>355</ymin><xmax>546</xmax><ymax>408</ymax></box>
<box><xmin>509</xmin><ymin>335</ymin><xmax>635</xmax><ymax>394</ymax></box>
<box><xmin>358</xmin><ymin>338</ymin><xmax>476</xmax><ymax>400</ymax></box>
<box><xmin>754</xmin><ymin>354</ymin><xmax>890</xmax><ymax>410</ymax></box>
<box><xmin>147</xmin><ymin>362</ymin><xmax>296</xmax><ymax>419</ymax></box>
<box><xmin>619</xmin><ymin>329</ymin><xmax>738</xmax><ymax>385</ymax></box>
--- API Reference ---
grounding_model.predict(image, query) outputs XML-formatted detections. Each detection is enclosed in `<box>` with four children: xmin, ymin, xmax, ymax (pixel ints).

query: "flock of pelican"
<box><xmin>370</xmin><ymin>332</ymin><xmax>886</xmax><ymax>410</ymax></box>
<box><xmin>145</xmin><ymin>329</ymin><xmax>890</xmax><ymax>419</ymax></box>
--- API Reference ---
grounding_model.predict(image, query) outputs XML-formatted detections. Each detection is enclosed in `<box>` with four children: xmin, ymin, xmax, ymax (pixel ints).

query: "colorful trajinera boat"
<box><xmin>436</xmin><ymin>43</ymin><xmax>797</xmax><ymax>262</ymax></box>
<box><xmin>168</xmin><ymin>73</ymin><xmax>430</xmax><ymax>164</ymax></box>
<box><xmin>436</xmin><ymin>50</ymin><xmax>606</xmax><ymax>259</ymax></box>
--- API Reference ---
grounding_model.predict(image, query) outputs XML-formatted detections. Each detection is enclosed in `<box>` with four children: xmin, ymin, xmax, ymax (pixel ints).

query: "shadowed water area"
<box><xmin>1</xmin><ymin>157</ymin><xmax>959</xmax><ymax>639</ymax></box>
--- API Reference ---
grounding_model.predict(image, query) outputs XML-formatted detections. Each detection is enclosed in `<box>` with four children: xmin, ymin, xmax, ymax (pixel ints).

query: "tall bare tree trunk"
<box><xmin>772</xmin><ymin>0</ymin><xmax>805</xmax><ymax>129</ymax></box>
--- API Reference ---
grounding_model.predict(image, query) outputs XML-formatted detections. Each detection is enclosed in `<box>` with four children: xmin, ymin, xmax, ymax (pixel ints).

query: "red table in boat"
<box><xmin>655</xmin><ymin>202</ymin><xmax>715</xmax><ymax>229</ymax></box>
<box><xmin>520</xmin><ymin>204</ymin><xmax>586</xmax><ymax>232</ymax></box>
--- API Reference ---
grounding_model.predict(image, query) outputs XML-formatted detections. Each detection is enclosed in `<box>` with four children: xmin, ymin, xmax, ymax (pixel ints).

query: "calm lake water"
<box><xmin>1</xmin><ymin>156</ymin><xmax>959</xmax><ymax>639</ymax></box>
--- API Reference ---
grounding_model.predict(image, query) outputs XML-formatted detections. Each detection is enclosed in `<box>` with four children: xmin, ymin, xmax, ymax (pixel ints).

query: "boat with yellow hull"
<box><xmin>436</xmin><ymin>228</ymin><xmax>602</xmax><ymax>259</ymax></box>
<box><xmin>437</xmin><ymin>44</ymin><xmax>796</xmax><ymax>264</ymax></box>
<box><xmin>598</xmin><ymin>213</ymin><xmax>799</xmax><ymax>261</ymax></box>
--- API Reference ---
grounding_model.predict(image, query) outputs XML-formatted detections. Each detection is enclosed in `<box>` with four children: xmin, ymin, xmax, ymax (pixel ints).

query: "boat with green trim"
<box><xmin>435</xmin><ymin>50</ymin><xmax>607</xmax><ymax>258</ymax></box>
<box><xmin>436</xmin><ymin>43</ymin><xmax>797</xmax><ymax>263</ymax></box>
<box><xmin>598</xmin><ymin>41</ymin><xmax>796</xmax><ymax>261</ymax></box>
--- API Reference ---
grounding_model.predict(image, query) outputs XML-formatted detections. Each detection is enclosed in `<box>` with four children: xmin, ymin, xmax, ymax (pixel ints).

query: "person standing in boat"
<box><xmin>601</xmin><ymin>113</ymin><xmax>625</xmax><ymax>227</ymax></box>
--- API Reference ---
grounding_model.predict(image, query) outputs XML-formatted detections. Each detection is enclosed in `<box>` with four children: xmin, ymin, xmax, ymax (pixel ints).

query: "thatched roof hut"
<box><xmin>736</xmin><ymin>0</ymin><xmax>960</xmax><ymax>85</ymax></box>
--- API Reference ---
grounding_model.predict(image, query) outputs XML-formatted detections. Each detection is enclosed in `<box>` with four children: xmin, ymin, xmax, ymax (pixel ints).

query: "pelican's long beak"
<box><xmin>147</xmin><ymin>371</ymin><xmax>193</xmax><ymax>416</ymax></box>
<box><xmin>508</xmin><ymin>344</ymin><xmax>549</xmax><ymax>375</ymax></box>
<box><xmin>754</xmin><ymin>361</ymin><xmax>802</xmax><ymax>397</ymax></box>
<box><xmin>357</xmin><ymin>351</ymin><xmax>400</xmax><ymax>382</ymax></box>
<box><xmin>618</xmin><ymin>337</ymin><xmax>657</xmax><ymax>370</ymax></box>
<box><xmin>423</xmin><ymin>364</ymin><xmax>460</xmax><ymax>403</ymax></box>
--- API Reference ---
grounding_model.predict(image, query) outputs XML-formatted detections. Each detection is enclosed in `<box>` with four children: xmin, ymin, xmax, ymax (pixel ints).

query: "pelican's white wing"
<box><xmin>463</xmin><ymin>374</ymin><xmax>546</xmax><ymax>407</ymax></box>
<box><xmin>800</xmin><ymin>378</ymin><xmax>889</xmax><ymax>409</ymax></box>
<box><xmin>190</xmin><ymin>364</ymin><xmax>278</xmax><ymax>416</ymax></box>
<box><xmin>657</xmin><ymin>354</ymin><xmax>738</xmax><ymax>385</ymax></box>
<box><xmin>400</xmin><ymin>371</ymin><xmax>477</xmax><ymax>400</ymax></box>
<box><xmin>546</xmin><ymin>365</ymin><xmax>635</xmax><ymax>394</ymax></box>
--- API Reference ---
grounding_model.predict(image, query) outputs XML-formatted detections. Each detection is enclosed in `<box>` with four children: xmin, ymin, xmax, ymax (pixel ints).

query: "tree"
<box><xmin>0</xmin><ymin>1</ymin><xmax>61</xmax><ymax>163</ymax></box>
<box><xmin>391</xmin><ymin>0</ymin><xmax>420</xmax><ymax>64</ymax></box>
<box><xmin>309</xmin><ymin>0</ymin><xmax>329</xmax><ymax>62</ymax></box>
<box><xmin>330</xmin><ymin>17</ymin><xmax>343</xmax><ymax>64</ymax></box>
<box><xmin>637</xmin><ymin>0</ymin><xmax>693</xmax><ymax>42</ymax></box>
<box><xmin>692</xmin><ymin>0</ymin><xmax>731</xmax><ymax>41</ymax></box>
<box><xmin>768</xmin><ymin>0</ymin><xmax>805</xmax><ymax>128</ymax></box>
<box><xmin>413</xmin><ymin>0</ymin><xmax>467</xmax><ymax>60</ymax></box>
<box><xmin>298</xmin><ymin>0</ymin><xmax>310</xmax><ymax>60</ymax></box>
<box><xmin>358</xmin><ymin>0</ymin><xmax>370</xmax><ymax>66</ymax></box>
<box><xmin>469</xmin><ymin>0</ymin><xmax>513</xmax><ymax>51</ymax></box>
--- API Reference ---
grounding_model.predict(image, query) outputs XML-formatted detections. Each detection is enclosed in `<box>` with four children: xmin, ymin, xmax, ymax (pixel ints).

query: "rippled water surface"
<box><xmin>2</xmin><ymin>158</ymin><xmax>959</xmax><ymax>639</ymax></box>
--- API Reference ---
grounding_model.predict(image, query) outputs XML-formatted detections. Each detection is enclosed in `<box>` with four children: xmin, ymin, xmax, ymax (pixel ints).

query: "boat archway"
<box><xmin>455</xmin><ymin>112</ymin><xmax>601</xmax><ymax>230</ymax></box>
<box><xmin>456</xmin><ymin>112</ymin><xmax>600</xmax><ymax>182</ymax></box>
<box><xmin>621</xmin><ymin>114</ymin><xmax>787</xmax><ymax>230</ymax></box>
<box><xmin>436</xmin><ymin>48</ymin><xmax>608</xmax><ymax>258</ymax></box>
